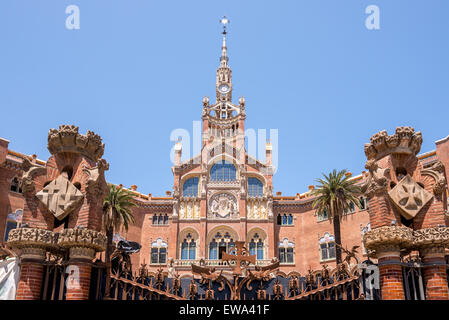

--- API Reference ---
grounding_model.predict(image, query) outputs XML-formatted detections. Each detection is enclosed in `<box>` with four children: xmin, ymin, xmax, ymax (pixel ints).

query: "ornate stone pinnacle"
<box><xmin>47</xmin><ymin>125</ymin><xmax>105</xmax><ymax>161</ymax></box>
<box><xmin>364</xmin><ymin>126</ymin><xmax>422</xmax><ymax>161</ymax></box>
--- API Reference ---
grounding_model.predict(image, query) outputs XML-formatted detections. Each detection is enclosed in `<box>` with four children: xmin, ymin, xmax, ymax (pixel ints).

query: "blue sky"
<box><xmin>0</xmin><ymin>1</ymin><xmax>448</xmax><ymax>196</ymax></box>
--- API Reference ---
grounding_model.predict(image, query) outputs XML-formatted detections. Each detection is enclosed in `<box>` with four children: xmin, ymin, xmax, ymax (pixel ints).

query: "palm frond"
<box><xmin>102</xmin><ymin>184</ymin><xmax>136</xmax><ymax>233</ymax></box>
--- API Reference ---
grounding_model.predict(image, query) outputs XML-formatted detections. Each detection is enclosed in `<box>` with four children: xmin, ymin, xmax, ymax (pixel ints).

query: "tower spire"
<box><xmin>220</xmin><ymin>15</ymin><xmax>229</xmax><ymax>66</ymax></box>
<box><xmin>216</xmin><ymin>16</ymin><xmax>232</xmax><ymax>102</ymax></box>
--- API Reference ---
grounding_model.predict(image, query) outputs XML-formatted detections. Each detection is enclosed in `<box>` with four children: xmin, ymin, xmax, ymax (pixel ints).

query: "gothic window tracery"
<box><xmin>248</xmin><ymin>233</ymin><xmax>264</xmax><ymax>260</ymax></box>
<box><xmin>208</xmin><ymin>231</ymin><xmax>235</xmax><ymax>260</ymax></box>
<box><xmin>180</xmin><ymin>233</ymin><xmax>197</xmax><ymax>260</ymax></box>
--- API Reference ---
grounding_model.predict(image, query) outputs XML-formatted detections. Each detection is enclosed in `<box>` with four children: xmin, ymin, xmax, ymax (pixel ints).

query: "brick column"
<box><xmin>377</xmin><ymin>249</ymin><xmax>405</xmax><ymax>300</ymax></box>
<box><xmin>15</xmin><ymin>247</ymin><xmax>46</xmax><ymax>300</ymax></box>
<box><xmin>363</xmin><ymin>226</ymin><xmax>413</xmax><ymax>300</ymax></box>
<box><xmin>7</xmin><ymin>228</ymin><xmax>58</xmax><ymax>300</ymax></box>
<box><xmin>420</xmin><ymin>247</ymin><xmax>449</xmax><ymax>300</ymax></box>
<box><xmin>59</xmin><ymin>228</ymin><xmax>106</xmax><ymax>300</ymax></box>
<box><xmin>65</xmin><ymin>247</ymin><xmax>95</xmax><ymax>300</ymax></box>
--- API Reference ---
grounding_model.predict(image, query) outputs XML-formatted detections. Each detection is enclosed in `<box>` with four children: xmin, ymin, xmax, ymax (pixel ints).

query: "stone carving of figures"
<box><xmin>240</xmin><ymin>178</ymin><xmax>246</xmax><ymax>195</ymax></box>
<box><xmin>179</xmin><ymin>203</ymin><xmax>185</xmax><ymax>219</ymax></box>
<box><xmin>261</xmin><ymin>204</ymin><xmax>266</xmax><ymax>219</ymax></box>
<box><xmin>201</xmin><ymin>175</ymin><xmax>207</xmax><ymax>196</ymax></box>
<box><xmin>187</xmin><ymin>202</ymin><xmax>192</xmax><ymax>219</ymax></box>
<box><xmin>267</xmin><ymin>199</ymin><xmax>273</xmax><ymax>218</ymax></box>
<box><xmin>173</xmin><ymin>201</ymin><xmax>179</xmax><ymax>217</ymax></box>
<box><xmin>195</xmin><ymin>203</ymin><xmax>200</xmax><ymax>218</ymax></box>
<box><xmin>211</xmin><ymin>199</ymin><xmax>219</xmax><ymax>212</ymax></box>
<box><xmin>232</xmin><ymin>201</ymin><xmax>237</xmax><ymax>216</ymax></box>
<box><xmin>173</xmin><ymin>186</ymin><xmax>179</xmax><ymax>198</ymax></box>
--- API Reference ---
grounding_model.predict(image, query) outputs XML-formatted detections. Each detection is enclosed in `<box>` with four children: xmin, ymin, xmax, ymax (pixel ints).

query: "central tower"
<box><xmin>201</xmin><ymin>16</ymin><xmax>246</xmax><ymax>164</ymax></box>
<box><xmin>171</xmin><ymin>17</ymin><xmax>275</xmax><ymax>267</ymax></box>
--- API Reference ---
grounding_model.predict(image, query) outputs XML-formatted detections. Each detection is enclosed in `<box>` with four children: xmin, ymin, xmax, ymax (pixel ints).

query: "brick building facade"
<box><xmin>1</xmin><ymin>21</ymin><xmax>449</xmax><ymax>300</ymax></box>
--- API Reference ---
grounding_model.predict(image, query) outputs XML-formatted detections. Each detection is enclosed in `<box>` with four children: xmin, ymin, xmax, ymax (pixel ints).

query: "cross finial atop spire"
<box><xmin>219</xmin><ymin>16</ymin><xmax>230</xmax><ymax>66</ymax></box>
<box><xmin>220</xmin><ymin>15</ymin><xmax>230</xmax><ymax>35</ymax></box>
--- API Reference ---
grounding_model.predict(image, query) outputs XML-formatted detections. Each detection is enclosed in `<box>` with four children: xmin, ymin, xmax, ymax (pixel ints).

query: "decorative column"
<box><xmin>7</xmin><ymin>125</ymin><xmax>109</xmax><ymax>300</ymax></box>
<box><xmin>364</xmin><ymin>226</ymin><xmax>413</xmax><ymax>300</ymax></box>
<box><xmin>7</xmin><ymin>228</ymin><xmax>58</xmax><ymax>300</ymax></box>
<box><xmin>362</xmin><ymin>127</ymin><xmax>422</xmax><ymax>300</ymax></box>
<box><xmin>58</xmin><ymin>228</ymin><xmax>106</xmax><ymax>300</ymax></box>
<box><xmin>362</xmin><ymin>127</ymin><xmax>449</xmax><ymax>300</ymax></box>
<box><xmin>415</xmin><ymin>227</ymin><xmax>449</xmax><ymax>300</ymax></box>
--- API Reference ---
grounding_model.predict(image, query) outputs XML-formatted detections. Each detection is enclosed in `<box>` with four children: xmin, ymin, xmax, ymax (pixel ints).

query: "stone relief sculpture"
<box><xmin>209</xmin><ymin>193</ymin><xmax>238</xmax><ymax>218</ymax></box>
<box><xmin>82</xmin><ymin>158</ymin><xmax>109</xmax><ymax>198</ymax></box>
<box><xmin>201</xmin><ymin>175</ymin><xmax>207</xmax><ymax>197</ymax></box>
<box><xmin>21</xmin><ymin>157</ymin><xmax>46</xmax><ymax>194</ymax></box>
<box><xmin>421</xmin><ymin>160</ymin><xmax>447</xmax><ymax>195</ymax></box>
<box><xmin>36</xmin><ymin>173</ymin><xmax>84</xmax><ymax>220</ymax></box>
<box><xmin>388</xmin><ymin>174</ymin><xmax>433</xmax><ymax>220</ymax></box>
<box><xmin>361</xmin><ymin>160</ymin><xmax>391</xmax><ymax>197</ymax></box>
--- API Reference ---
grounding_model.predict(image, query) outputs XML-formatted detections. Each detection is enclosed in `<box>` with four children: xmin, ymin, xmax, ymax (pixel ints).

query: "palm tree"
<box><xmin>102</xmin><ymin>184</ymin><xmax>136</xmax><ymax>298</ymax></box>
<box><xmin>311</xmin><ymin>169</ymin><xmax>361</xmax><ymax>264</ymax></box>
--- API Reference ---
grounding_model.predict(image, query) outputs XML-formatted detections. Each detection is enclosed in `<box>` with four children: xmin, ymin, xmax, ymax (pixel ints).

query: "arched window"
<box><xmin>152</xmin><ymin>215</ymin><xmax>158</xmax><ymax>225</ymax></box>
<box><xmin>319</xmin><ymin>233</ymin><xmax>336</xmax><ymax>261</ymax></box>
<box><xmin>278</xmin><ymin>238</ymin><xmax>294</xmax><ymax>264</ymax></box>
<box><xmin>247</xmin><ymin>177</ymin><xmax>263</xmax><ymax>197</ymax></box>
<box><xmin>282</xmin><ymin>214</ymin><xmax>287</xmax><ymax>225</ymax></box>
<box><xmin>249</xmin><ymin>238</ymin><xmax>264</xmax><ymax>260</ymax></box>
<box><xmin>150</xmin><ymin>238</ymin><xmax>167</xmax><ymax>265</ymax></box>
<box><xmin>183</xmin><ymin>177</ymin><xmax>199</xmax><ymax>197</ymax></box>
<box><xmin>208</xmin><ymin>231</ymin><xmax>234</xmax><ymax>260</ymax></box>
<box><xmin>287</xmin><ymin>214</ymin><xmax>293</xmax><ymax>225</ymax></box>
<box><xmin>163</xmin><ymin>214</ymin><xmax>168</xmax><ymax>225</ymax></box>
<box><xmin>180</xmin><ymin>233</ymin><xmax>196</xmax><ymax>260</ymax></box>
<box><xmin>209</xmin><ymin>239</ymin><xmax>218</xmax><ymax>260</ymax></box>
<box><xmin>210</xmin><ymin>160</ymin><xmax>236</xmax><ymax>182</ymax></box>
<box><xmin>3</xmin><ymin>210</ymin><xmax>22</xmax><ymax>241</ymax></box>
<box><xmin>10</xmin><ymin>177</ymin><xmax>21</xmax><ymax>193</ymax></box>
